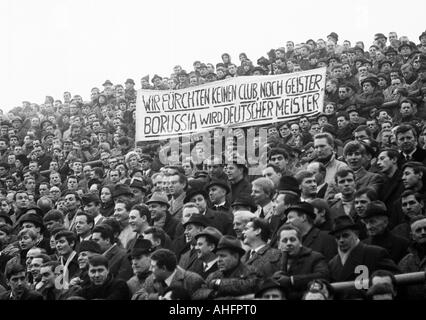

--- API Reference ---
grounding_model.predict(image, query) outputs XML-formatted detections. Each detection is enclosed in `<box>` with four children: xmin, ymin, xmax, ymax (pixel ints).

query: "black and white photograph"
<box><xmin>0</xmin><ymin>0</ymin><xmax>425</xmax><ymax>305</ymax></box>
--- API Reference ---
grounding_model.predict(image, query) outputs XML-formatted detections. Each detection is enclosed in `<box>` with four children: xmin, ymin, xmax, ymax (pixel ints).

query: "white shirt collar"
<box><xmin>165</xmin><ymin>269</ymin><xmax>177</xmax><ymax>287</ymax></box>
<box><xmin>204</xmin><ymin>257</ymin><xmax>219</xmax><ymax>271</ymax></box>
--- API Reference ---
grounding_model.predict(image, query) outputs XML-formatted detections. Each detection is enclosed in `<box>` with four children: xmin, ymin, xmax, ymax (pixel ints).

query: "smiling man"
<box><xmin>396</xmin><ymin>124</ymin><xmax>426</xmax><ymax>164</ymax></box>
<box><xmin>75</xmin><ymin>254</ymin><xmax>130</xmax><ymax>300</ymax></box>
<box><xmin>241</xmin><ymin>218</ymin><xmax>281</xmax><ymax>278</ymax></box>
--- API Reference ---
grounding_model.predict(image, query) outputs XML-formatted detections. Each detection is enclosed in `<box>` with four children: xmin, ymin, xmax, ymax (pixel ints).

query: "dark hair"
<box><xmin>278</xmin><ymin>192</ymin><xmax>301</xmax><ymax>206</ymax></box>
<box><xmin>369</xmin><ymin>269</ymin><xmax>397</xmax><ymax>288</ymax></box>
<box><xmin>336</xmin><ymin>111</ymin><xmax>349</xmax><ymax>120</ymax></box>
<box><xmin>43</xmin><ymin>209</ymin><xmax>64</xmax><ymax>223</ymax></box>
<box><xmin>92</xmin><ymin>225</ymin><xmax>114</xmax><ymax>243</ymax></box>
<box><xmin>354</xmin><ymin>125</ymin><xmax>371</xmax><ymax>136</ymax></box>
<box><xmin>354</xmin><ymin>187</ymin><xmax>378</xmax><ymax>201</ymax></box>
<box><xmin>401</xmin><ymin>190</ymin><xmax>424</xmax><ymax>203</ymax></box>
<box><xmin>143</xmin><ymin>227</ymin><xmax>166</xmax><ymax>247</ymax></box>
<box><xmin>54</xmin><ymin>230</ymin><xmax>76</xmax><ymax>248</ymax></box>
<box><xmin>114</xmin><ymin>198</ymin><xmax>132</xmax><ymax>212</ymax></box>
<box><xmin>277</xmin><ymin>224</ymin><xmax>302</xmax><ymax>241</ymax></box>
<box><xmin>88</xmin><ymin>254</ymin><xmax>109</xmax><ymax>269</ymax></box>
<box><xmin>150</xmin><ymin>249</ymin><xmax>177</xmax><ymax>272</ymax></box>
<box><xmin>395</xmin><ymin>124</ymin><xmax>417</xmax><ymax>139</ymax></box>
<box><xmin>5</xmin><ymin>263</ymin><xmax>26</xmax><ymax>280</ymax></box>
<box><xmin>402</xmin><ymin>161</ymin><xmax>425</xmax><ymax>174</ymax></box>
<box><xmin>251</xmin><ymin>218</ymin><xmax>271</xmax><ymax>242</ymax></box>
<box><xmin>76</xmin><ymin>212</ymin><xmax>95</xmax><ymax>227</ymax></box>
<box><xmin>378</xmin><ymin>148</ymin><xmax>400</xmax><ymax>161</ymax></box>
<box><xmin>268</xmin><ymin>148</ymin><xmax>289</xmax><ymax>160</ymax></box>
<box><xmin>64</xmin><ymin>191</ymin><xmax>81</xmax><ymax>202</ymax></box>
<box><xmin>335</xmin><ymin>168</ymin><xmax>355</xmax><ymax>184</ymax></box>
<box><xmin>130</xmin><ymin>204</ymin><xmax>151</xmax><ymax>224</ymax></box>
<box><xmin>101</xmin><ymin>217</ymin><xmax>121</xmax><ymax>238</ymax></box>
<box><xmin>343</xmin><ymin>140</ymin><xmax>366</xmax><ymax>156</ymax></box>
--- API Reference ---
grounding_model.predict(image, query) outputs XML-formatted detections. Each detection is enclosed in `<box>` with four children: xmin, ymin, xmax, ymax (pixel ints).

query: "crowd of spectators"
<box><xmin>0</xmin><ymin>30</ymin><xmax>425</xmax><ymax>300</ymax></box>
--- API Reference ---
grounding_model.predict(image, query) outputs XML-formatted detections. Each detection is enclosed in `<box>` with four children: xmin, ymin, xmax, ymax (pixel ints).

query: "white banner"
<box><xmin>136</xmin><ymin>67</ymin><xmax>326</xmax><ymax>141</ymax></box>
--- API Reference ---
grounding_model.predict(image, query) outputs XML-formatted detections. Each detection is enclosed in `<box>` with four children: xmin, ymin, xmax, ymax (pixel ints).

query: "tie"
<box><xmin>158</xmin><ymin>280</ymin><xmax>168</xmax><ymax>295</ymax></box>
<box><xmin>203</xmin><ymin>262</ymin><xmax>208</xmax><ymax>272</ymax></box>
<box><xmin>405</xmin><ymin>154</ymin><xmax>411</xmax><ymax>161</ymax></box>
<box><xmin>259</xmin><ymin>208</ymin><xmax>265</xmax><ymax>219</ymax></box>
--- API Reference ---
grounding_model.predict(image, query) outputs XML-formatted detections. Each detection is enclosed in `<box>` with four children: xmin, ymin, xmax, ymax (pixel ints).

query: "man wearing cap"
<box><xmin>269</xmin><ymin>176</ymin><xmax>302</xmax><ymax>245</ymax></box>
<box><xmin>355</xmin><ymin>76</ymin><xmax>385</xmax><ymax>118</ymax></box>
<box><xmin>129</xmin><ymin>179</ymin><xmax>147</xmax><ymax>204</ymax></box>
<box><xmin>361</xmin><ymin>201</ymin><xmax>409</xmax><ymax>263</ymax></box>
<box><xmin>374</xmin><ymin>33</ymin><xmax>387</xmax><ymax>51</ymax></box>
<box><xmin>127</xmin><ymin>238</ymin><xmax>153</xmax><ymax>296</ymax></box>
<box><xmin>112</xmin><ymin>183</ymin><xmax>134</xmax><ymax>203</ymax></box>
<box><xmin>67</xmin><ymin>240</ymin><xmax>102</xmax><ymax>294</ymax></box>
<box><xmin>140</xmin><ymin>154</ymin><xmax>154</xmax><ymax>178</ymax></box>
<box><xmin>207</xmin><ymin>179</ymin><xmax>231</xmax><ymax>216</ymax></box>
<box><xmin>81</xmin><ymin>193</ymin><xmax>104</xmax><ymax>227</ymax></box>
<box><xmin>225</xmin><ymin>160</ymin><xmax>252</xmax><ymax>204</ymax></box>
<box><xmin>407</xmin><ymin>54</ymin><xmax>426</xmax><ymax>103</ymax></box>
<box><xmin>151</xmin><ymin>75</ymin><xmax>163</xmax><ymax>89</ymax></box>
<box><xmin>190</xmin><ymin>227</ymin><xmax>222</xmax><ymax>279</ymax></box>
<box><xmin>285</xmin><ymin>202</ymin><xmax>337</xmax><ymax>262</ymax></box>
<box><xmin>19</xmin><ymin>208</ymin><xmax>51</xmax><ymax>254</ymax></box>
<box><xmin>328</xmin><ymin>215</ymin><xmax>399</xmax><ymax>298</ymax></box>
<box><xmin>184</xmin><ymin>188</ymin><xmax>234</xmax><ymax>236</ymax></box>
<box><xmin>133</xmin><ymin>248</ymin><xmax>204</xmax><ymax>300</ymax></box>
<box><xmin>241</xmin><ymin>218</ymin><xmax>282</xmax><ymax>278</ymax></box>
<box><xmin>178</xmin><ymin>214</ymin><xmax>210</xmax><ymax>270</ymax></box>
<box><xmin>255</xmin><ymin>278</ymin><xmax>287</xmax><ymax>300</ymax></box>
<box><xmin>193</xmin><ymin>235</ymin><xmax>260</xmax><ymax>300</ymax></box>
<box><xmin>146</xmin><ymin>193</ymin><xmax>180</xmax><ymax>241</ymax></box>
<box><xmin>124</xmin><ymin>78</ymin><xmax>137</xmax><ymax>101</ymax></box>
